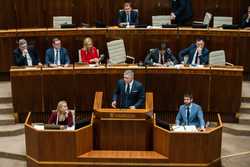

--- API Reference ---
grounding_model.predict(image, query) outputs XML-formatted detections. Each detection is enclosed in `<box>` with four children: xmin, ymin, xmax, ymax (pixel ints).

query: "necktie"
<box><xmin>195</xmin><ymin>51</ymin><xmax>200</xmax><ymax>64</ymax></box>
<box><xmin>126</xmin><ymin>84</ymin><xmax>130</xmax><ymax>95</ymax></box>
<box><xmin>126</xmin><ymin>13</ymin><xmax>130</xmax><ymax>23</ymax></box>
<box><xmin>187</xmin><ymin>107</ymin><xmax>190</xmax><ymax>125</ymax></box>
<box><xmin>55</xmin><ymin>49</ymin><xmax>59</xmax><ymax>65</ymax></box>
<box><xmin>162</xmin><ymin>54</ymin><xmax>165</xmax><ymax>64</ymax></box>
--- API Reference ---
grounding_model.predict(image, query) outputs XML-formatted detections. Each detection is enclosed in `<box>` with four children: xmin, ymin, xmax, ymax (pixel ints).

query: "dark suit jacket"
<box><xmin>178</xmin><ymin>44</ymin><xmax>209</xmax><ymax>65</ymax></box>
<box><xmin>176</xmin><ymin>103</ymin><xmax>205</xmax><ymax>128</ymax></box>
<box><xmin>118</xmin><ymin>10</ymin><xmax>139</xmax><ymax>25</ymax></box>
<box><xmin>13</xmin><ymin>48</ymin><xmax>40</xmax><ymax>66</ymax></box>
<box><xmin>240</xmin><ymin>14</ymin><xmax>250</xmax><ymax>28</ymax></box>
<box><xmin>112</xmin><ymin>79</ymin><xmax>145</xmax><ymax>108</ymax></box>
<box><xmin>45</xmin><ymin>47</ymin><xmax>70</xmax><ymax>65</ymax></box>
<box><xmin>144</xmin><ymin>48</ymin><xmax>177</xmax><ymax>65</ymax></box>
<box><xmin>48</xmin><ymin>111</ymin><xmax>73</xmax><ymax>127</ymax></box>
<box><xmin>172</xmin><ymin>0</ymin><xmax>192</xmax><ymax>25</ymax></box>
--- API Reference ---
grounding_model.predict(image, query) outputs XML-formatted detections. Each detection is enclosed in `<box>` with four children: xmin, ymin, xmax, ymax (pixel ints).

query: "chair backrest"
<box><xmin>209</xmin><ymin>50</ymin><xmax>226</xmax><ymax>65</ymax></box>
<box><xmin>53</xmin><ymin>16</ymin><xmax>72</xmax><ymax>28</ymax></box>
<box><xmin>203</xmin><ymin>12</ymin><xmax>213</xmax><ymax>25</ymax></box>
<box><xmin>184</xmin><ymin>54</ymin><xmax>189</xmax><ymax>64</ymax></box>
<box><xmin>152</xmin><ymin>15</ymin><xmax>171</xmax><ymax>27</ymax></box>
<box><xmin>213</xmin><ymin>16</ymin><xmax>232</xmax><ymax>28</ymax></box>
<box><xmin>78</xmin><ymin>49</ymin><xmax>82</xmax><ymax>63</ymax></box>
<box><xmin>107</xmin><ymin>39</ymin><xmax>127</xmax><ymax>64</ymax></box>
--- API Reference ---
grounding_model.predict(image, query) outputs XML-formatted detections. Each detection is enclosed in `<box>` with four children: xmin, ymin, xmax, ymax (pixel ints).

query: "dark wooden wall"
<box><xmin>1</xmin><ymin>0</ymin><xmax>250</xmax><ymax>74</ymax></box>
<box><xmin>0</xmin><ymin>0</ymin><xmax>249</xmax><ymax>29</ymax></box>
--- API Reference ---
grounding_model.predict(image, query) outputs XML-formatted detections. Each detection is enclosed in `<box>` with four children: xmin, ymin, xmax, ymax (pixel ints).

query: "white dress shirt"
<box><xmin>54</xmin><ymin>48</ymin><xmax>61</xmax><ymax>65</ymax></box>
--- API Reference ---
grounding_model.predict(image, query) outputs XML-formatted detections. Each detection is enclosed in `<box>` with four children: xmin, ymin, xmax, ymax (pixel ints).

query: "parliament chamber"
<box><xmin>0</xmin><ymin>0</ymin><xmax>250</xmax><ymax>166</ymax></box>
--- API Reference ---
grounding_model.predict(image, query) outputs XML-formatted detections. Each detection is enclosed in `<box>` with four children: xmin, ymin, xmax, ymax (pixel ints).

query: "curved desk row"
<box><xmin>25</xmin><ymin>92</ymin><xmax>222</xmax><ymax>167</ymax></box>
<box><xmin>0</xmin><ymin>28</ymin><xmax>250</xmax><ymax>73</ymax></box>
<box><xmin>11</xmin><ymin>65</ymin><xmax>243</xmax><ymax>123</ymax></box>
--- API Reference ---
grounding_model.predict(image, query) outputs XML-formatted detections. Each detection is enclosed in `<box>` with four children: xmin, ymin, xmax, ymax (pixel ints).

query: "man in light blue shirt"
<box><xmin>176</xmin><ymin>93</ymin><xmax>205</xmax><ymax>131</ymax></box>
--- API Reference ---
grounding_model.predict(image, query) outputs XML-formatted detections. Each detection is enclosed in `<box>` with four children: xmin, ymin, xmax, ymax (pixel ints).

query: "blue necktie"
<box><xmin>187</xmin><ymin>107</ymin><xmax>190</xmax><ymax>125</ymax></box>
<box><xmin>55</xmin><ymin>49</ymin><xmax>59</xmax><ymax>64</ymax></box>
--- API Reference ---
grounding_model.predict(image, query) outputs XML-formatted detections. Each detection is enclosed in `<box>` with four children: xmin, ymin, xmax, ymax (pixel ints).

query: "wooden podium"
<box><xmin>25</xmin><ymin>92</ymin><xmax>222</xmax><ymax>167</ymax></box>
<box><xmin>93</xmin><ymin>92</ymin><xmax>154</xmax><ymax>151</ymax></box>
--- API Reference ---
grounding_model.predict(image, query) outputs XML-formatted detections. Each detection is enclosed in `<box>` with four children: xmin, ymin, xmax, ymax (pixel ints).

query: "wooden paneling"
<box><xmin>1</xmin><ymin>28</ymin><xmax>250</xmax><ymax>73</ymax></box>
<box><xmin>94</xmin><ymin>119</ymin><xmax>153</xmax><ymax>150</ymax></box>
<box><xmin>0</xmin><ymin>0</ymin><xmax>16</xmax><ymax>29</ymax></box>
<box><xmin>10</xmin><ymin>68</ymin><xmax>43</xmax><ymax>113</ymax></box>
<box><xmin>11</xmin><ymin>66</ymin><xmax>243</xmax><ymax>123</ymax></box>
<box><xmin>0</xmin><ymin>0</ymin><xmax>248</xmax><ymax>28</ymax></box>
<box><xmin>42</xmin><ymin>67</ymin><xmax>75</xmax><ymax>112</ymax></box>
<box><xmin>15</xmin><ymin>0</ymin><xmax>45</xmax><ymax>28</ymax></box>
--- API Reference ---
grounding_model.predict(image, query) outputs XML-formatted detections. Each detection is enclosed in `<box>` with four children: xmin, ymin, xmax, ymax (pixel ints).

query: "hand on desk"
<box><xmin>129</xmin><ymin>106</ymin><xmax>136</xmax><ymax>109</ymax></box>
<box><xmin>111</xmin><ymin>101</ymin><xmax>117</xmax><ymax>108</ymax></box>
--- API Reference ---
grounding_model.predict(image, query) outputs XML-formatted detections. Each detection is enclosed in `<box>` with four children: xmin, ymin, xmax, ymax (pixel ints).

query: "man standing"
<box><xmin>45</xmin><ymin>38</ymin><xmax>70</xmax><ymax>67</ymax></box>
<box><xmin>178</xmin><ymin>37</ymin><xmax>209</xmax><ymax>65</ymax></box>
<box><xmin>176</xmin><ymin>93</ymin><xmax>205</xmax><ymax>131</ymax></box>
<box><xmin>112</xmin><ymin>70</ymin><xmax>145</xmax><ymax>109</ymax></box>
<box><xmin>170</xmin><ymin>0</ymin><xmax>192</xmax><ymax>26</ymax></box>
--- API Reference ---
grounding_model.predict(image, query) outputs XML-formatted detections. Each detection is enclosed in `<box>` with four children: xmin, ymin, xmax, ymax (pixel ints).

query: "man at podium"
<box><xmin>176</xmin><ymin>93</ymin><xmax>205</xmax><ymax>131</ymax></box>
<box><xmin>112</xmin><ymin>70</ymin><xmax>145</xmax><ymax>109</ymax></box>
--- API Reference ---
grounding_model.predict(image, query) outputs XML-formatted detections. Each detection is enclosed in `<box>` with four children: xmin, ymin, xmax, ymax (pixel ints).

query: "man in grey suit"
<box><xmin>112</xmin><ymin>70</ymin><xmax>145</xmax><ymax>109</ymax></box>
<box><xmin>45</xmin><ymin>38</ymin><xmax>70</xmax><ymax>67</ymax></box>
<box><xmin>176</xmin><ymin>93</ymin><xmax>205</xmax><ymax>131</ymax></box>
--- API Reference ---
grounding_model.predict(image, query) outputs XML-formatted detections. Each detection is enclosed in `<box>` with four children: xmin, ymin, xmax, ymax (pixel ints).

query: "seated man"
<box><xmin>144</xmin><ymin>42</ymin><xmax>177</xmax><ymax>66</ymax></box>
<box><xmin>112</xmin><ymin>70</ymin><xmax>145</xmax><ymax>109</ymax></box>
<box><xmin>178</xmin><ymin>37</ymin><xmax>209</xmax><ymax>65</ymax></box>
<box><xmin>118</xmin><ymin>1</ymin><xmax>139</xmax><ymax>26</ymax></box>
<box><xmin>13</xmin><ymin>39</ymin><xmax>41</xmax><ymax>66</ymax></box>
<box><xmin>170</xmin><ymin>0</ymin><xmax>193</xmax><ymax>26</ymax></box>
<box><xmin>240</xmin><ymin>6</ymin><xmax>250</xmax><ymax>28</ymax></box>
<box><xmin>176</xmin><ymin>93</ymin><xmax>205</xmax><ymax>131</ymax></box>
<box><xmin>45</xmin><ymin>38</ymin><xmax>70</xmax><ymax>67</ymax></box>
<box><xmin>48</xmin><ymin>100</ymin><xmax>73</xmax><ymax>128</ymax></box>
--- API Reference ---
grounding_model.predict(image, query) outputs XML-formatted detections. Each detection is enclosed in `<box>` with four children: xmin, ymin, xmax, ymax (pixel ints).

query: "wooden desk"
<box><xmin>11</xmin><ymin>65</ymin><xmax>243</xmax><ymax>122</ymax></box>
<box><xmin>154</xmin><ymin>113</ymin><xmax>223</xmax><ymax>166</ymax></box>
<box><xmin>25</xmin><ymin>92</ymin><xmax>222</xmax><ymax>167</ymax></box>
<box><xmin>1</xmin><ymin>28</ymin><xmax>250</xmax><ymax>74</ymax></box>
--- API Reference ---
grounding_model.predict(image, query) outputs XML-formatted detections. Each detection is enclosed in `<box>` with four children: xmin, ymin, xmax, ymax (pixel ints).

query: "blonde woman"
<box><xmin>80</xmin><ymin>37</ymin><xmax>99</xmax><ymax>64</ymax></box>
<box><xmin>48</xmin><ymin>100</ymin><xmax>73</xmax><ymax>127</ymax></box>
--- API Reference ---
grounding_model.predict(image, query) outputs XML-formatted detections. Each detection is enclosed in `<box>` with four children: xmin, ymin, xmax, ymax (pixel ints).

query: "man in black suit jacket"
<box><xmin>170</xmin><ymin>0</ymin><xmax>192</xmax><ymax>25</ymax></box>
<box><xmin>144</xmin><ymin>42</ymin><xmax>177</xmax><ymax>66</ymax></box>
<box><xmin>118</xmin><ymin>1</ymin><xmax>139</xmax><ymax>26</ymax></box>
<box><xmin>112</xmin><ymin>70</ymin><xmax>145</xmax><ymax>109</ymax></box>
<box><xmin>45</xmin><ymin>38</ymin><xmax>70</xmax><ymax>67</ymax></box>
<box><xmin>13</xmin><ymin>39</ymin><xmax>41</xmax><ymax>66</ymax></box>
<box><xmin>178</xmin><ymin>38</ymin><xmax>209</xmax><ymax>65</ymax></box>
<box><xmin>240</xmin><ymin>6</ymin><xmax>250</xmax><ymax>28</ymax></box>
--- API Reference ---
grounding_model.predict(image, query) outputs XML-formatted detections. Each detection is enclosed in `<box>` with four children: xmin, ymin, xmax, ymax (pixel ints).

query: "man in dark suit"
<box><xmin>45</xmin><ymin>38</ymin><xmax>70</xmax><ymax>67</ymax></box>
<box><xmin>112</xmin><ymin>70</ymin><xmax>145</xmax><ymax>109</ymax></box>
<box><xmin>240</xmin><ymin>6</ymin><xmax>250</xmax><ymax>28</ymax></box>
<box><xmin>13</xmin><ymin>39</ymin><xmax>41</xmax><ymax>66</ymax></box>
<box><xmin>170</xmin><ymin>0</ymin><xmax>192</xmax><ymax>26</ymax></box>
<box><xmin>118</xmin><ymin>1</ymin><xmax>139</xmax><ymax>26</ymax></box>
<box><xmin>144</xmin><ymin>42</ymin><xmax>177</xmax><ymax>66</ymax></box>
<box><xmin>176</xmin><ymin>93</ymin><xmax>205</xmax><ymax>131</ymax></box>
<box><xmin>178</xmin><ymin>38</ymin><xmax>209</xmax><ymax>65</ymax></box>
